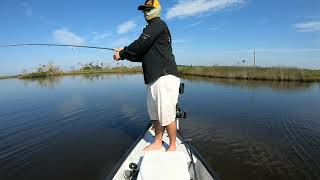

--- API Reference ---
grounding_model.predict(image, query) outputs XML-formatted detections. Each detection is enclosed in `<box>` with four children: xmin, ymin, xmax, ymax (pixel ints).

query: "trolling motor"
<box><xmin>179</xmin><ymin>82</ymin><xmax>185</xmax><ymax>94</ymax></box>
<box><xmin>175</xmin><ymin>83</ymin><xmax>199</xmax><ymax>180</ymax></box>
<box><xmin>176</xmin><ymin>83</ymin><xmax>187</xmax><ymax>119</ymax></box>
<box><xmin>176</xmin><ymin>83</ymin><xmax>187</xmax><ymax>131</ymax></box>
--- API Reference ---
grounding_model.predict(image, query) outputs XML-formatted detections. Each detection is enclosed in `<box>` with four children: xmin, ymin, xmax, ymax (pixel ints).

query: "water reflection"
<box><xmin>79</xmin><ymin>73</ymin><xmax>138</xmax><ymax>83</ymax></box>
<box><xmin>80</xmin><ymin>74</ymin><xmax>112</xmax><ymax>82</ymax></box>
<box><xmin>21</xmin><ymin>77</ymin><xmax>63</xmax><ymax>89</ymax></box>
<box><xmin>21</xmin><ymin>74</ymin><xmax>317</xmax><ymax>91</ymax></box>
<box><xmin>20</xmin><ymin>74</ymin><xmax>137</xmax><ymax>88</ymax></box>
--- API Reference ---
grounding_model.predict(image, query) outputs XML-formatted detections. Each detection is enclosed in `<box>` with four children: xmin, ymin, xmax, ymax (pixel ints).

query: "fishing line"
<box><xmin>0</xmin><ymin>43</ymin><xmax>116</xmax><ymax>51</ymax></box>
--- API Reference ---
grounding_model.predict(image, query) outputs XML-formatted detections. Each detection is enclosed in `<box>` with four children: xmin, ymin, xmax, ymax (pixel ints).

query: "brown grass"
<box><xmin>18</xmin><ymin>66</ymin><xmax>142</xmax><ymax>79</ymax></box>
<box><xmin>13</xmin><ymin>65</ymin><xmax>320</xmax><ymax>82</ymax></box>
<box><xmin>178</xmin><ymin>66</ymin><xmax>320</xmax><ymax>82</ymax></box>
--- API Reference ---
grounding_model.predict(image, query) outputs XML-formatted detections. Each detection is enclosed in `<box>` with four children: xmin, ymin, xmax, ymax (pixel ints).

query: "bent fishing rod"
<box><xmin>0</xmin><ymin>43</ymin><xmax>116</xmax><ymax>51</ymax></box>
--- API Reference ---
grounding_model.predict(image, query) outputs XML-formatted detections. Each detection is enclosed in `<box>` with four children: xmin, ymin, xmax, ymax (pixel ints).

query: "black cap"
<box><xmin>138</xmin><ymin>0</ymin><xmax>154</xmax><ymax>11</ymax></box>
<box><xmin>138</xmin><ymin>5</ymin><xmax>153</xmax><ymax>11</ymax></box>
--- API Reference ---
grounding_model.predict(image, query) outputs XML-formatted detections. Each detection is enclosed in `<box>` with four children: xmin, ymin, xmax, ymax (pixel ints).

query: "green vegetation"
<box><xmin>69</xmin><ymin>62</ymin><xmax>142</xmax><ymax>74</ymax></box>
<box><xmin>18</xmin><ymin>61</ymin><xmax>142</xmax><ymax>79</ymax></box>
<box><xmin>183</xmin><ymin>75</ymin><xmax>315</xmax><ymax>91</ymax></box>
<box><xmin>19</xmin><ymin>61</ymin><xmax>62</xmax><ymax>78</ymax></box>
<box><xmin>178</xmin><ymin>66</ymin><xmax>320</xmax><ymax>82</ymax></box>
<box><xmin>79</xmin><ymin>62</ymin><xmax>104</xmax><ymax>71</ymax></box>
<box><xmin>62</xmin><ymin>66</ymin><xmax>142</xmax><ymax>76</ymax></box>
<box><xmin>8</xmin><ymin>61</ymin><xmax>320</xmax><ymax>82</ymax></box>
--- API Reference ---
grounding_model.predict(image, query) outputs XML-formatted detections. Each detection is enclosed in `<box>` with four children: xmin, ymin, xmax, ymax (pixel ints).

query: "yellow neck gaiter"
<box><xmin>144</xmin><ymin>6</ymin><xmax>162</xmax><ymax>21</ymax></box>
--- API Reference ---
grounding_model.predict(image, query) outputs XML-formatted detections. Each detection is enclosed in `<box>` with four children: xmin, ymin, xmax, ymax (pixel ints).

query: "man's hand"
<box><xmin>113</xmin><ymin>47</ymin><xmax>124</xmax><ymax>61</ymax></box>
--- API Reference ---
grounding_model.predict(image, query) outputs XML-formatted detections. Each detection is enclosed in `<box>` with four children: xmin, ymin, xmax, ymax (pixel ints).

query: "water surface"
<box><xmin>0</xmin><ymin>74</ymin><xmax>319</xmax><ymax>180</ymax></box>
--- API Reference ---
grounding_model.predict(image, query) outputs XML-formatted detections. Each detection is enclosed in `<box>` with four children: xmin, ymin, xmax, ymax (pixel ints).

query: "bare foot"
<box><xmin>166</xmin><ymin>144</ymin><xmax>177</xmax><ymax>152</ymax></box>
<box><xmin>143</xmin><ymin>143</ymin><xmax>163</xmax><ymax>151</ymax></box>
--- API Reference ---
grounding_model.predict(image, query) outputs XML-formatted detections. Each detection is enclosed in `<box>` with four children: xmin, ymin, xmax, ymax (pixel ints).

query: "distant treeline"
<box><xmin>3</xmin><ymin>61</ymin><xmax>319</xmax><ymax>82</ymax></box>
<box><xmin>18</xmin><ymin>61</ymin><xmax>142</xmax><ymax>79</ymax></box>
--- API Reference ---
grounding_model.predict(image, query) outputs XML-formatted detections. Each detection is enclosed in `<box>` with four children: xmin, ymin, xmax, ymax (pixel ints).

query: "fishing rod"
<box><xmin>0</xmin><ymin>43</ymin><xmax>116</xmax><ymax>51</ymax></box>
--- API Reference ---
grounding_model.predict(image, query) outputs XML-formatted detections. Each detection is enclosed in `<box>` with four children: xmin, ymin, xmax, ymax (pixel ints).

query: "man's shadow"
<box><xmin>143</xmin><ymin>130</ymin><xmax>169</xmax><ymax>149</ymax></box>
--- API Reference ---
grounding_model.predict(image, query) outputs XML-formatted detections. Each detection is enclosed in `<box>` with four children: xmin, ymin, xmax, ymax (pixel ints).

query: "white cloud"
<box><xmin>53</xmin><ymin>28</ymin><xmax>85</xmax><ymax>45</ymax></box>
<box><xmin>90</xmin><ymin>32</ymin><xmax>113</xmax><ymax>43</ymax></box>
<box><xmin>295</xmin><ymin>21</ymin><xmax>320</xmax><ymax>32</ymax></box>
<box><xmin>20</xmin><ymin>2</ymin><xmax>33</xmax><ymax>16</ymax></box>
<box><xmin>166</xmin><ymin>0</ymin><xmax>245</xmax><ymax>19</ymax></box>
<box><xmin>117</xmin><ymin>20</ymin><xmax>137</xmax><ymax>34</ymax></box>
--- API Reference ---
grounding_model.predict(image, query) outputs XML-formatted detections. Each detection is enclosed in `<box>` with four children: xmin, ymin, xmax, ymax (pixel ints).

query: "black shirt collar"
<box><xmin>147</xmin><ymin>17</ymin><xmax>161</xmax><ymax>24</ymax></box>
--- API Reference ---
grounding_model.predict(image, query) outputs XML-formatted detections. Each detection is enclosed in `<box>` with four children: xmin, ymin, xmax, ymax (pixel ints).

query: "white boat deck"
<box><xmin>137</xmin><ymin>151</ymin><xmax>190</xmax><ymax>180</ymax></box>
<box><xmin>111</xmin><ymin>128</ymin><xmax>198</xmax><ymax>180</ymax></box>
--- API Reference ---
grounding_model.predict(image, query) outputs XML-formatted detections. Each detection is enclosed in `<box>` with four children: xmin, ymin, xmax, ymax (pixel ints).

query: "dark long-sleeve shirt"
<box><xmin>119</xmin><ymin>17</ymin><xmax>180</xmax><ymax>84</ymax></box>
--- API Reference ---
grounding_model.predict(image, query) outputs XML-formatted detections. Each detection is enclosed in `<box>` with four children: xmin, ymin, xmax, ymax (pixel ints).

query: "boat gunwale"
<box><xmin>177</xmin><ymin>130</ymin><xmax>221</xmax><ymax>180</ymax></box>
<box><xmin>106</xmin><ymin>121</ymin><xmax>153</xmax><ymax>180</ymax></box>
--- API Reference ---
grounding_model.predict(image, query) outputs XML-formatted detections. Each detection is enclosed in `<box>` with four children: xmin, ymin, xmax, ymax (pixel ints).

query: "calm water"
<box><xmin>0</xmin><ymin>74</ymin><xmax>319</xmax><ymax>180</ymax></box>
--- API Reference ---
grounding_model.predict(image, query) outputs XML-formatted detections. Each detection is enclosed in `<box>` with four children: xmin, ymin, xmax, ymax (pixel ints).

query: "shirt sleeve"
<box><xmin>119</xmin><ymin>49</ymin><xmax>141</xmax><ymax>62</ymax></box>
<box><xmin>119</xmin><ymin>21</ymin><xmax>165</xmax><ymax>62</ymax></box>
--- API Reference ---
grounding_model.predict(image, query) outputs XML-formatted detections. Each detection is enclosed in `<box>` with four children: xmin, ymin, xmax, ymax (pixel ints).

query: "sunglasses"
<box><xmin>142</xmin><ymin>7</ymin><xmax>154</xmax><ymax>12</ymax></box>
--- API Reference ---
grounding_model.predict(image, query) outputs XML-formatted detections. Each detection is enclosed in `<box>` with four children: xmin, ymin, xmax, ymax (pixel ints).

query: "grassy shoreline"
<box><xmin>2</xmin><ymin>66</ymin><xmax>320</xmax><ymax>82</ymax></box>
<box><xmin>18</xmin><ymin>67</ymin><xmax>142</xmax><ymax>79</ymax></box>
<box><xmin>178</xmin><ymin>66</ymin><xmax>320</xmax><ymax>82</ymax></box>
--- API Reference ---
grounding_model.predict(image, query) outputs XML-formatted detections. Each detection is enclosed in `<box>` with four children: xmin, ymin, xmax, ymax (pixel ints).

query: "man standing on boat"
<box><xmin>113</xmin><ymin>0</ymin><xmax>180</xmax><ymax>152</ymax></box>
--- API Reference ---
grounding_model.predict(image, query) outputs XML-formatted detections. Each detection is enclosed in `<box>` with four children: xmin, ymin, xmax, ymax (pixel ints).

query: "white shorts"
<box><xmin>146</xmin><ymin>75</ymin><xmax>180</xmax><ymax>126</ymax></box>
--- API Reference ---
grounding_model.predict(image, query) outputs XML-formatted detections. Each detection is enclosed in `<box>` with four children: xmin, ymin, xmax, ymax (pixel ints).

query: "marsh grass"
<box><xmin>14</xmin><ymin>65</ymin><xmax>320</xmax><ymax>82</ymax></box>
<box><xmin>178</xmin><ymin>66</ymin><xmax>320</xmax><ymax>82</ymax></box>
<box><xmin>18</xmin><ymin>66</ymin><xmax>142</xmax><ymax>79</ymax></box>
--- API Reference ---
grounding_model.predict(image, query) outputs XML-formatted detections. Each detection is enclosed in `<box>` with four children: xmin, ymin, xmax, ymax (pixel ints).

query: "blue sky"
<box><xmin>0</xmin><ymin>0</ymin><xmax>320</xmax><ymax>75</ymax></box>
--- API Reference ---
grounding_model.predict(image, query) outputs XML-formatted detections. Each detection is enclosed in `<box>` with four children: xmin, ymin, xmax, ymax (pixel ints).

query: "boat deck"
<box><xmin>110</xmin><ymin>126</ymin><xmax>216</xmax><ymax>180</ymax></box>
<box><xmin>123</xmin><ymin>129</ymin><xmax>195</xmax><ymax>169</ymax></box>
